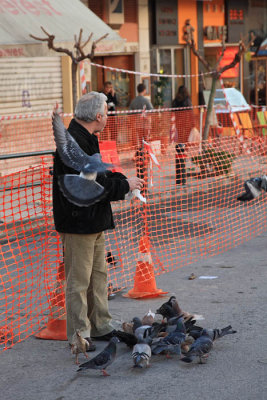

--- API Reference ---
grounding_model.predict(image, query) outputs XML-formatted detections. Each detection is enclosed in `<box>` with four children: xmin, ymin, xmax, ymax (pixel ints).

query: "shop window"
<box><xmin>151</xmin><ymin>47</ymin><xmax>185</xmax><ymax>107</ymax></box>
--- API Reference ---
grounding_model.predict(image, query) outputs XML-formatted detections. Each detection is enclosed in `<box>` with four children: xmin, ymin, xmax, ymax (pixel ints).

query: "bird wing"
<box><xmin>52</xmin><ymin>112</ymin><xmax>93</xmax><ymax>172</ymax></box>
<box><xmin>92</xmin><ymin>350</ymin><xmax>112</xmax><ymax>367</ymax></box>
<box><xmin>78</xmin><ymin>349</ymin><xmax>111</xmax><ymax>371</ymax></box>
<box><xmin>188</xmin><ymin>336</ymin><xmax>212</xmax><ymax>356</ymax></box>
<box><xmin>52</xmin><ymin>112</ymin><xmax>112</xmax><ymax>173</ymax></box>
<box><xmin>58</xmin><ymin>175</ymin><xmax>105</xmax><ymax>207</ymax></box>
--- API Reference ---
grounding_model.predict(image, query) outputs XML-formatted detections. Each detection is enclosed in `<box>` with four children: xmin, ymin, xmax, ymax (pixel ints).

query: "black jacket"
<box><xmin>52</xmin><ymin>119</ymin><xmax>129</xmax><ymax>234</ymax></box>
<box><xmin>103</xmin><ymin>92</ymin><xmax>118</xmax><ymax>112</ymax></box>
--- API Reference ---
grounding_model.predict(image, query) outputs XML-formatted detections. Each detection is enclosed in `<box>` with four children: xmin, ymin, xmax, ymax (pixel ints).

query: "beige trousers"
<box><xmin>60</xmin><ymin>232</ymin><xmax>113</xmax><ymax>343</ymax></box>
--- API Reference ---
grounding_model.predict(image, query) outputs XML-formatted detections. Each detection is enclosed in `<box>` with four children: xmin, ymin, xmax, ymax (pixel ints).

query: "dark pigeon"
<box><xmin>151</xmin><ymin>317</ymin><xmax>186</xmax><ymax>357</ymax></box>
<box><xmin>77</xmin><ymin>337</ymin><xmax>119</xmax><ymax>376</ymax></box>
<box><xmin>189</xmin><ymin>325</ymin><xmax>237</xmax><ymax>341</ymax></box>
<box><xmin>181</xmin><ymin>329</ymin><xmax>213</xmax><ymax>363</ymax></box>
<box><xmin>156</xmin><ymin>296</ymin><xmax>181</xmax><ymax>320</ymax></box>
<box><xmin>114</xmin><ymin>330</ymin><xmax>137</xmax><ymax>347</ymax></box>
<box><xmin>237</xmin><ymin>175</ymin><xmax>267</xmax><ymax>202</ymax></box>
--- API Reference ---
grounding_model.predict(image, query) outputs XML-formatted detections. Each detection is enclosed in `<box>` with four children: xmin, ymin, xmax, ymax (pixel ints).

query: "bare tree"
<box><xmin>30</xmin><ymin>27</ymin><xmax>108</xmax><ymax>109</ymax></box>
<box><xmin>183</xmin><ymin>21</ymin><xmax>254</xmax><ymax>145</ymax></box>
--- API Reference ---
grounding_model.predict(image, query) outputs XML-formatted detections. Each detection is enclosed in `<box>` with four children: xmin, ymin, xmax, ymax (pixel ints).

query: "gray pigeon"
<box><xmin>189</xmin><ymin>325</ymin><xmax>237</xmax><ymax>341</ymax></box>
<box><xmin>77</xmin><ymin>337</ymin><xmax>119</xmax><ymax>376</ymax></box>
<box><xmin>181</xmin><ymin>329</ymin><xmax>213</xmax><ymax>364</ymax></box>
<box><xmin>151</xmin><ymin>317</ymin><xmax>186</xmax><ymax>357</ymax></box>
<box><xmin>132</xmin><ymin>317</ymin><xmax>161</xmax><ymax>345</ymax></box>
<box><xmin>132</xmin><ymin>317</ymin><xmax>151</xmax><ymax>339</ymax></box>
<box><xmin>132</xmin><ymin>334</ymin><xmax>151</xmax><ymax>368</ymax></box>
<box><xmin>52</xmin><ymin>110</ymin><xmax>113</xmax><ymax>207</ymax></box>
<box><xmin>237</xmin><ymin>175</ymin><xmax>267</xmax><ymax>202</ymax></box>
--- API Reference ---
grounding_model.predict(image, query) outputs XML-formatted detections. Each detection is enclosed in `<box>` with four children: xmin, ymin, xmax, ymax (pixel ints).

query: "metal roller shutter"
<box><xmin>0</xmin><ymin>56</ymin><xmax>63</xmax><ymax>116</ymax></box>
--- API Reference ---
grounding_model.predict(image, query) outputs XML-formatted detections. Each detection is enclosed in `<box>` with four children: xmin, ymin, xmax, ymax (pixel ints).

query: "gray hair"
<box><xmin>74</xmin><ymin>91</ymin><xmax>107</xmax><ymax>122</ymax></box>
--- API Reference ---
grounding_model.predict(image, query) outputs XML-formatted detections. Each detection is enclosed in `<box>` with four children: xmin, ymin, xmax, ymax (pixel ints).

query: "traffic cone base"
<box><xmin>35</xmin><ymin>319</ymin><xmax>67</xmax><ymax>341</ymax></box>
<box><xmin>124</xmin><ymin>253</ymin><xmax>168</xmax><ymax>299</ymax></box>
<box><xmin>124</xmin><ymin>287</ymin><xmax>168</xmax><ymax>299</ymax></box>
<box><xmin>35</xmin><ymin>262</ymin><xmax>67</xmax><ymax>341</ymax></box>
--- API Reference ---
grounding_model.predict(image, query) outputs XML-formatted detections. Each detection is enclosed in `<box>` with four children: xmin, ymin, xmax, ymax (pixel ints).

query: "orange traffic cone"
<box><xmin>36</xmin><ymin>262</ymin><xmax>67</xmax><ymax>341</ymax></box>
<box><xmin>124</xmin><ymin>235</ymin><xmax>168</xmax><ymax>299</ymax></box>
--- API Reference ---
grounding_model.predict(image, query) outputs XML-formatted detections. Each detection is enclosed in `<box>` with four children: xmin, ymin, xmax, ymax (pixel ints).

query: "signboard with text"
<box><xmin>226</xmin><ymin>0</ymin><xmax>247</xmax><ymax>43</ymax></box>
<box><xmin>156</xmin><ymin>0</ymin><xmax>178</xmax><ymax>45</ymax></box>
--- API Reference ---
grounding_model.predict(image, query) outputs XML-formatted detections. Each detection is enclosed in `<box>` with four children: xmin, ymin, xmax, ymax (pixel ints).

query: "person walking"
<box><xmin>53</xmin><ymin>92</ymin><xmax>144</xmax><ymax>349</ymax></box>
<box><xmin>129</xmin><ymin>83</ymin><xmax>153</xmax><ymax>113</ymax></box>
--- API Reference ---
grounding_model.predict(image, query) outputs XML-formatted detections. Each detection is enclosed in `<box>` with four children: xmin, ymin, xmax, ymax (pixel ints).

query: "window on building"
<box><xmin>151</xmin><ymin>47</ymin><xmax>186</xmax><ymax>107</ymax></box>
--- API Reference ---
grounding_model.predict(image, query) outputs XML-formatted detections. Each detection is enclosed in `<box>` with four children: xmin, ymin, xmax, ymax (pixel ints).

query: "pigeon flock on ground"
<box><xmin>74</xmin><ymin>296</ymin><xmax>237</xmax><ymax>376</ymax></box>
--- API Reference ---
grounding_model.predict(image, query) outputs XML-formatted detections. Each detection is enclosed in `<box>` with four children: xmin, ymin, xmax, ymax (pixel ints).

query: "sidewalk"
<box><xmin>0</xmin><ymin>232</ymin><xmax>266</xmax><ymax>400</ymax></box>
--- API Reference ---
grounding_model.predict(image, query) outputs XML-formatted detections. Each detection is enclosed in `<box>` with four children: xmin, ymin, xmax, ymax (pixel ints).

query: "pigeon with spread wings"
<box><xmin>52</xmin><ymin>110</ymin><xmax>113</xmax><ymax>207</ymax></box>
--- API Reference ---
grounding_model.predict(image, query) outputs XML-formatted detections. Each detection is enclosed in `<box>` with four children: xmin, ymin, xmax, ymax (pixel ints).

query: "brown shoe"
<box><xmin>84</xmin><ymin>337</ymin><xmax>96</xmax><ymax>352</ymax></box>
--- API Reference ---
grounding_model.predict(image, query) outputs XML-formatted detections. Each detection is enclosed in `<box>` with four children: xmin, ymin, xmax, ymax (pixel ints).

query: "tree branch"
<box><xmin>215</xmin><ymin>36</ymin><xmax>226</xmax><ymax>69</ymax></box>
<box><xmin>30</xmin><ymin>26</ymin><xmax>74</xmax><ymax>59</ymax></box>
<box><xmin>88</xmin><ymin>33</ymin><xmax>109</xmax><ymax>60</ymax></box>
<box><xmin>185</xmin><ymin>38</ymin><xmax>212</xmax><ymax>72</ymax></box>
<box><xmin>30</xmin><ymin>27</ymin><xmax>109</xmax><ymax>62</ymax></box>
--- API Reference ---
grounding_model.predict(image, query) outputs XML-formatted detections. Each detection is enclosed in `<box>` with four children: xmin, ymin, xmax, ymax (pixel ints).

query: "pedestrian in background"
<box><xmin>129</xmin><ymin>83</ymin><xmax>153</xmax><ymax>185</ymax></box>
<box><xmin>102</xmin><ymin>81</ymin><xmax>118</xmax><ymax>112</ymax></box>
<box><xmin>129</xmin><ymin>83</ymin><xmax>153</xmax><ymax>113</ymax></box>
<box><xmin>101</xmin><ymin>81</ymin><xmax>118</xmax><ymax>141</ymax></box>
<box><xmin>53</xmin><ymin>92</ymin><xmax>144</xmax><ymax>349</ymax></box>
<box><xmin>172</xmin><ymin>85</ymin><xmax>194</xmax><ymax>142</ymax></box>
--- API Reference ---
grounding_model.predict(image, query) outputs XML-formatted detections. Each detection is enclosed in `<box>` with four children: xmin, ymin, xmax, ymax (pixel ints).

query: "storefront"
<box><xmin>91</xmin><ymin>55</ymin><xmax>135</xmax><ymax>108</ymax></box>
<box><xmin>0</xmin><ymin>0</ymin><xmax>124</xmax><ymax>114</ymax></box>
<box><xmin>87</xmin><ymin>0</ymin><xmax>140</xmax><ymax>108</ymax></box>
<box><xmin>149</xmin><ymin>0</ymin><xmax>193</xmax><ymax>106</ymax></box>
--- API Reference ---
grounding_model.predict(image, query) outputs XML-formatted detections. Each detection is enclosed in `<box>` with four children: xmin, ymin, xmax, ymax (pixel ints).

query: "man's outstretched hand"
<box><xmin>127</xmin><ymin>177</ymin><xmax>144</xmax><ymax>191</ymax></box>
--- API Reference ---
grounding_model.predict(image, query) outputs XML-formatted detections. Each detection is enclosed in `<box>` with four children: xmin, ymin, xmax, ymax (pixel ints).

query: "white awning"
<box><xmin>0</xmin><ymin>0</ymin><xmax>125</xmax><ymax>55</ymax></box>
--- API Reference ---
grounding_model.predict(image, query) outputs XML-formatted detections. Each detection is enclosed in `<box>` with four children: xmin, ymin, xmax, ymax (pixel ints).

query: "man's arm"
<box><xmin>97</xmin><ymin>172</ymin><xmax>144</xmax><ymax>202</ymax></box>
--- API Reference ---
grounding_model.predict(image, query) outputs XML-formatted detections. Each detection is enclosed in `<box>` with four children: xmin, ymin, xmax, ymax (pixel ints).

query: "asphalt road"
<box><xmin>0</xmin><ymin>231</ymin><xmax>266</xmax><ymax>400</ymax></box>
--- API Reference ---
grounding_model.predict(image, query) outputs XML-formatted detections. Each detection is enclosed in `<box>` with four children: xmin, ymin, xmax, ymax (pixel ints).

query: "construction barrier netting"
<box><xmin>1</xmin><ymin>107</ymin><xmax>267</xmax><ymax>350</ymax></box>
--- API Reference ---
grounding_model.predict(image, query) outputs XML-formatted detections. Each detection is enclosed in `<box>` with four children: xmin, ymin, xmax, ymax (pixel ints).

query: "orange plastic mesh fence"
<box><xmin>1</xmin><ymin>108</ymin><xmax>267</xmax><ymax>350</ymax></box>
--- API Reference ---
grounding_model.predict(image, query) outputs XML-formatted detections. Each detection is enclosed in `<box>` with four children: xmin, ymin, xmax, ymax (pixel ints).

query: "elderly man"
<box><xmin>53</xmin><ymin>92</ymin><xmax>144</xmax><ymax>350</ymax></box>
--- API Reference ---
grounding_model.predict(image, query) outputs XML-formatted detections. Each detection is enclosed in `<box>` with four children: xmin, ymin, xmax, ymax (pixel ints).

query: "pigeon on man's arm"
<box><xmin>52</xmin><ymin>110</ymin><xmax>113</xmax><ymax>207</ymax></box>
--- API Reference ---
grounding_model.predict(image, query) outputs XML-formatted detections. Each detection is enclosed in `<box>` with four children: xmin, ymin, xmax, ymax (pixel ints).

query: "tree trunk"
<box><xmin>202</xmin><ymin>73</ymin><xmax>218</xmax><ymax>146</ymax></box>
<box><xmin>72</xmin><ymin>62</ymin><xmax>78</xmax><ymax>111</ymax></box>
